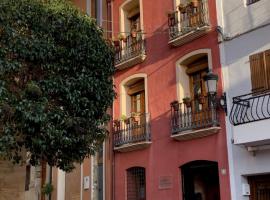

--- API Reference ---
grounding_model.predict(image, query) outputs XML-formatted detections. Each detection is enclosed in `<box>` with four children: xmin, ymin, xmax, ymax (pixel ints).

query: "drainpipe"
<box><xmin>49</xmin><ymin>166</ymin><xmax>52</xmax><ymax>200</ymax></box>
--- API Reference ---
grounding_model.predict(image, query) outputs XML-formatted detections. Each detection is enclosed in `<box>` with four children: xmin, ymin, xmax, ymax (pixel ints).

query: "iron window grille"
<box><xmin>127</xmin><ymin>167</ymin><xmax>146</xmax><ymax>200</ymax></box>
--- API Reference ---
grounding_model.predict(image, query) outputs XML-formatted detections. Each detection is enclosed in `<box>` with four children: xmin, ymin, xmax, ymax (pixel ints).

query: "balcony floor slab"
<box><xmin>114</xmin><ymin>141</ymin><xmax>151</xmax><ymax>152</ymax></box>
<box><xmin>171</xmin><ymin>126</ymin><xmax>221</xmax><ymax>141</ymax></box>
<box><xmin>169</xmin><ymin>25</ymin><xmax>211</xmax><ymax>47</ymax></box>
<box><xmin>115</xmin><ymin>54</ymin><xmax>146</xmax><ymax>70</ymax></box>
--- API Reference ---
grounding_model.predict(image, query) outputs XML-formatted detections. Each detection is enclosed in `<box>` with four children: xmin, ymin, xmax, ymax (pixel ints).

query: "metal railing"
<box><xmin>113</xmin><ymin>113</ymin><xmax>151</xmax><ymax>147</ymax></box>
<box><xmin>114</xmin><ymin>32</ymin><xmax>146</xmax><ymax>66</ymax></box>
<box><xmin>168</xmin><ymin>0</ymin><xmax>209</xmax><ymax>41</ymax></box>
<box><xmin>229</xmin><ymin>91</ymin><xmax>270</xmax><ymax>126</ymax></box>
<box><xmin>171</xmin><ymin>96</ymin><xmax>219</xmax><ymax>135</ymax></box>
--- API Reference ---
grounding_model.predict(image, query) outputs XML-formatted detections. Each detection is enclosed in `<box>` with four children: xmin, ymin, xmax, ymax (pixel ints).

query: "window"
<box><xmin>249</xmin><ymin>50</ymin><xmax>270</xmax><ymax>93</ymax></box>
<box><xmin>248</xmin><ymin>175</ymin><xmax>270</xmax><ymax>200</ymax></box>
<box><xmin>127</xmin><ymin>167</ymin><xmax>146</xmax><ymax>200</ymax></box>
<box><xmin>246</xmin><ymin>0</ymin><xmax>260</xmax><ymax>5</ymax></box>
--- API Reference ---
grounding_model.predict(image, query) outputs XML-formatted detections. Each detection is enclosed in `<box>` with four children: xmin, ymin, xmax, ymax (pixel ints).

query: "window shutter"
<box><xmin>249</xmin><ymin>53</ymin><xmax>266</xmax><ymax>92</ymax></box>
<box><xmin>264</xmin><ymin>50</ymin><xmax>270</xmax><ymax>90</ymax></box>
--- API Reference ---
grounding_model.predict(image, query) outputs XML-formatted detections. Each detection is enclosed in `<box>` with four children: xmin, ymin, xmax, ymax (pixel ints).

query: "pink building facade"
<box><xmin>111</xmin><ymin>0</ymin><xmax>231</xmax><ymax>200</ymax></box>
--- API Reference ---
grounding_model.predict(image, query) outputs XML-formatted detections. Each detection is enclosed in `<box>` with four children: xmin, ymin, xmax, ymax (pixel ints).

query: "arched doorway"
<box><xmin>181</xmin><ymin>160</ymin><xmax>220</xmax><ymax>200</ymax></box>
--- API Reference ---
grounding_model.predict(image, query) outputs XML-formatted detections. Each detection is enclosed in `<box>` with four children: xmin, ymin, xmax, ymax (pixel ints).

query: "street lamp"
<box><xmin>203</xmin><ymin>70</ymin><xmax>218</xmax><ymax>95</ymax></box>
<box><xmin>203</xmin><ymin>70</ymin><xmax>227</xmax><ymax>115</ymax></box>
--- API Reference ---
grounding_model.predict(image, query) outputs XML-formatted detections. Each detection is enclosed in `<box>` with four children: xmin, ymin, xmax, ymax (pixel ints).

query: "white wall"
<box><xmin>220</xmin><ymin>20</ymin><xmax>270</xmax><ymax>200</ymax></box>
<box><xmin>218</xmin><ymin>0</ymin><xmax>270</xmax><ymax>38</ymax></box>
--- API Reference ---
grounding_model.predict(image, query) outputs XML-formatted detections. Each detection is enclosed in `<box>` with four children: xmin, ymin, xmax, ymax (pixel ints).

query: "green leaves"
<box><xmin>0</xmin><ymin>0</ymin><xmax>114</xmax><ymax>171</ymax></box>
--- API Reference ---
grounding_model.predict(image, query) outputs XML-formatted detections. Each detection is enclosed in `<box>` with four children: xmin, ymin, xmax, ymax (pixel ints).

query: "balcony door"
<box><xmin>186</xmin><ymin>57</ymin><xmax>209</xmax><ymax>127</ymax></box>
<box><xmin>249</xmin><ymin>175</ymin><xmax>270</xmax><ymax>200</ymax></box>
<box><xmin>128</xmin><ymin>80</ymin><xmax>145</xmax><ymax>139</ymax></box>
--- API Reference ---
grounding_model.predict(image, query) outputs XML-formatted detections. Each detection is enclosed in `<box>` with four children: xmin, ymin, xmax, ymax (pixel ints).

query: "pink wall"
<box><xmin>112</xmin><ymin>0</ymin><xmax>231</xmax><ymax>200</ymax></box>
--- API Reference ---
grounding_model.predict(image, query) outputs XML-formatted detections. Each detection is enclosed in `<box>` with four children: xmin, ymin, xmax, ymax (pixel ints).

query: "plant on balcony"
<box><xmin>113</xmin><ymin>120</ymin><xmax>121</xmax><ymax>128</ymax></box>
<box><xmin>198</xmin><ymin>94</ymin><xmax>206</xmax><ymax>104</ymax></box>
<box><xmin>188</xmin><ymin>0</ymin><xmax>200</xmax><ymax>8</ymax></box>
<box><xmin>131</xmin><ymin>30</ymin><xmax>138</xmax><ymax>38</ymax></box>
<box><xmin>178</xmin><ymin>4</ymin><xmax>186</xmax><ymax>13</ymax></box>
<box><xmin>42</xmin><ymin>183</ymin><xmax>54</xmax><ymax>196</ymax></box>
<box><xmin>118</xmin><ymin>33</ymin><xmax>127</xmax><ymax>42</ymax></box>
<box><xmin>167</xmin><ymin>10</ymin><xmax>178</xmax><ymax>26</ymax></box>
<box><xmin>131</xmin><ymin>112</ymin><xmax>141</xmax><ymax>122</ymax></box>
<box><xmin>170</xmin><ymin>100</ymin><xmax>179</xmax><ymax>111</ymax></box>
<box><xmin>183</xmin><ymin>97</ymin><xmax>192</xmax><ymax>107</ymax></box>
<box><xmin>121</xmin><ymin>114</ymin><xmax>130</xmax><ymax>124</ymax></box>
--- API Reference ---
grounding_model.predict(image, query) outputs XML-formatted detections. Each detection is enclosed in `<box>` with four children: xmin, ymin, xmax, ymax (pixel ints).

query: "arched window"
<box><xmin>127</xmin><ymin>167</ymin><xmax>146</xmax><ymax>200</ymax></box>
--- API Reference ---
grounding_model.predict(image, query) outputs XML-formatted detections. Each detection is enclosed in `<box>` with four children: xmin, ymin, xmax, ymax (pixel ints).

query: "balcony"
<box><xmin>113</xmin><ymin>113</ymin><xmax>151</xmax><ymax>152</ymax></box>
<box><xmin>170</xmin><ymin>96</ymin><xmax>220</xmax><ymax>141</ymax></box>
<box><xmin>229</xmin><ymin>91</ymin><xmax>270</xmax><ymax>146</ymax></box>
<box><xmin>114</xmin><ymin>32</ymin><xmax>146</xmax><ymax>70</ymax></box>
<box><xmin>168</xmin><ymin>0</ymin><xmax>210</xmax><ymax>47</ymax></box>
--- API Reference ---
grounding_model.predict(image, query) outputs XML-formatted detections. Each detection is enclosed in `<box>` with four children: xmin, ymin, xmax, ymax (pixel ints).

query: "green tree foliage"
<box><xmin>0</xmin><ymin>0</ymin><xmax>114</xmax><ymax>171</ymax></box>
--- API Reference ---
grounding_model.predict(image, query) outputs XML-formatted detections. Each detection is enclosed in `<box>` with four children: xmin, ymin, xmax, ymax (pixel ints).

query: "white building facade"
<box><xmin>216</xmin><ymin>0</ymin><xmax>270</xmax><ymax>200</ymax></box>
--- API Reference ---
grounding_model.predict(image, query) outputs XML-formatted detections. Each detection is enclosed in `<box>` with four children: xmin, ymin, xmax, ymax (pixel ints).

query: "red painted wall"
<box><xmin>112</xmin><ymin>0</ymin><xmax>231</xmax><ymax>200</ymax></box>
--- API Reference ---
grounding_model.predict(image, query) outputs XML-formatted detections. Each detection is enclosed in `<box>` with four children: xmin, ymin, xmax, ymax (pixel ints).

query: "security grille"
<box><xmin>127</xmin><ymin>167</ymin><xmax>146</xmax><ymax>200</ymax></box>
<box><xmin>249</xmin><ymin>175</ymin><xmax>270</xmax><ymax>200</ymax></box>
<box><xmin>257</xmin><ymin>188</ymin><xmax>270</xmax><ymax>200</ymax></box>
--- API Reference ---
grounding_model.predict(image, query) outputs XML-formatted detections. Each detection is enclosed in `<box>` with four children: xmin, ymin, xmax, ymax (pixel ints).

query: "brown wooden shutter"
<box><xmin>249</xmin><ymin>52</ymin><xmax>266</xmax><ymax>92</ymax></box>
<box><xmin>264</xmin><ymin>50</ymin><xmax>270</xmax><ymax>90</ymax></box>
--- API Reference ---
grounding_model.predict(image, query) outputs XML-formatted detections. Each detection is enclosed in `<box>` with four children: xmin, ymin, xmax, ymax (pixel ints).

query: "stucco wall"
<box><xmin>112</xmin><ymin>0</ymin><xmax>231</xmax><ymax>200</ymax></box>
<box><xmin>220</xmin><ymin>23</ymin><xmax>270</xmax><ymax>200</ymax></box>
<box><xmin>218</xmin><ymin>0</ymin><xmax>270</xmax><ymax>38</ymax></box>
<box><xmin>0</xmin><ymin>161</ymin><xmax>25</xmax><ymax>200</ymax></box>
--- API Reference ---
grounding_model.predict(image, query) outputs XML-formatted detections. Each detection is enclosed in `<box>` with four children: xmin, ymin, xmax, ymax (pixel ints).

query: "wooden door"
<box><xmin>249</xmin><ymin>175</ymin><xmax>270</xmax><ymax>200</ymax></box>
<box><xmin>130</xmin><ymin>91</ymin><xmax>145</xmax><ymax>139</ymax></box>
<box><xmin>189</xmin><ymin>69</ymin><xmax>209</xmax><ymax>128</ymax></box>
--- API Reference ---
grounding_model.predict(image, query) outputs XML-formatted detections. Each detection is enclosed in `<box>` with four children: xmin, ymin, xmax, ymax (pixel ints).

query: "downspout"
<box><xmin>48</xmin><ymin>166</ymin><xmax>52</xmax><ymax>200</ymax></box>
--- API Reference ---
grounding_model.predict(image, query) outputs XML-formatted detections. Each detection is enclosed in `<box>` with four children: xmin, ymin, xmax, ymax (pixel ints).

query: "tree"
<box><xmin>0</xmin><ymin>0</ymin><xmax>115</xmax><ymax>172</ymax></box>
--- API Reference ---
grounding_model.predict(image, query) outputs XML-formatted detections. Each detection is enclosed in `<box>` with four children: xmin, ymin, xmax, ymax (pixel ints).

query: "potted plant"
<box><xmin>188</xmin><ymin>0</ymin><xmax>200</xmax><ymax>8</ymax></box>
<box><xmin>121</xmin><ymin>114</ymin><xmax>130</xmax><ymax>124</ymax></box>
<box><xmin>118</xmin><ymin>33</ymin><xmax>127</xmax><ymax>42</ymax></box>
<box><xmin>42</xmin><ymin>183</ymin><xmax>54</xmax><ymax>197</ymax></box>
<box><xmin>113</xmin><ymin>119</ymin><xmax>121</xmax><ymax>128</ymax></box>
<box><xmin>131</xmin><ymin>30</ymin><xmax>137</xmax><ymax>38</ymax></box>
<box><xmin>178</xmin><ymin>4</ymin><xmax>186</xmax><ymax>13</ymax></box>
<box><xmin>167</xmin><ymin>10</ymin><xmax>178</xmax><ymax>26</ymax></box>
<box><xmin>183</xmin><ymin>97</ymin><xmax>192</xmax><ymax>107</ymax></box>
<box><xmin>131</xmin><ymin>112</ymin><xmax>141</xmax><ymax>122</ymax></box>
<box><xmin>170</xmin><ymin>100</ymin><xmax>179</xmax><ymax>111</ymax></box>
<box><xmin>198</xmin><ymin>94</ymin><xmax>205</xmax><ymax>104</ymax></box>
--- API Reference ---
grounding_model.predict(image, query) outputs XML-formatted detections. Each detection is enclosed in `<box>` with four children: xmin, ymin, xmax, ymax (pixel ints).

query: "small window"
<box><xmin>127</xmin><ymin>167</ymin><xmax>146</xmax><ymax>200</ymax></box>
<box><xmin>249</xmin><ymin>49</ymin><xmax>270</xmax><ymax>93</ymax></box>
<box><xmin>246</xmin><ymin>0</ymin><xmax>260</xmax><ymax>5</ymax></box>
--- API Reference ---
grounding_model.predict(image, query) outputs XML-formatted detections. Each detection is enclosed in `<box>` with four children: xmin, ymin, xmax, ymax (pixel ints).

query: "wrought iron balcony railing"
<box><xmin>229</xmin><ymin>91</ymin><xmax>270</xmax><ymax>126</ymax></box>
<box><xmin>114</xmin><ymin>32</ymin><xmax>146</xmax><ymax>68</ymax></box>
<box><xmin>171</xmin><ymin>96</ymin><xmax>219</xmax><ymax>135</ymax></box>
<box><xmin>168</xmin><ymin>0</ymin><xmax>209</xmax><ymax>42</ymax></box>
<box><xmin>113</xmin><ymin>113</ymin><xmax>151</xmax><ymax>148</ymax></box>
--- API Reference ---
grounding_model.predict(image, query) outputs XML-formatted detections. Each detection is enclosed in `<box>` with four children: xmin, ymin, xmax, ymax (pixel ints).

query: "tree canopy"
<box><xmin>0</xmin><ymin>0</ymin><xmax>115</xmax><ymax>171</ymax></box>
